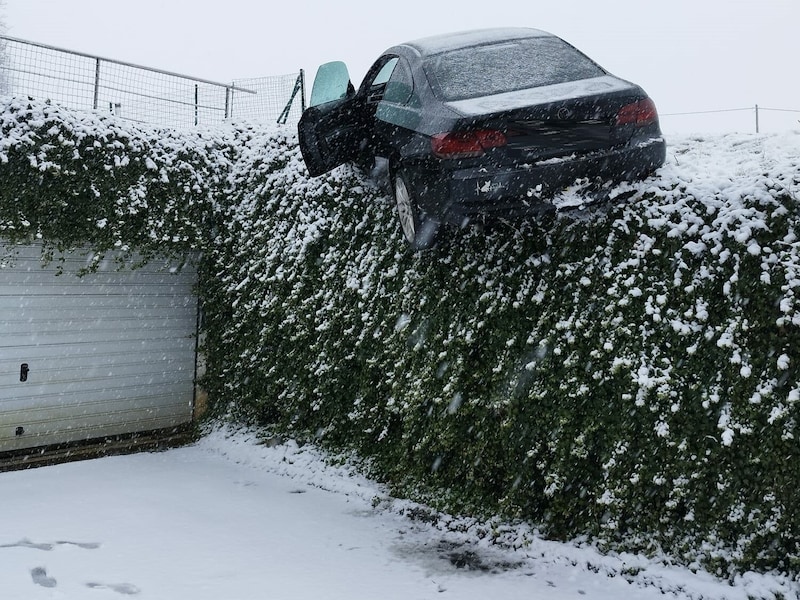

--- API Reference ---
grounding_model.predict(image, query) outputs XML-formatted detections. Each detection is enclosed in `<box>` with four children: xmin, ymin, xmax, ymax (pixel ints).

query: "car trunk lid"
<box><xmin>443</xmin><ymin>75</ymin><xmax>645</xmax><ymax>163</ymax></box>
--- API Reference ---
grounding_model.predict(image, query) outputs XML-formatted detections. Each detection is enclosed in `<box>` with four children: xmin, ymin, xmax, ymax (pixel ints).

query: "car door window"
<box><xmin>372</xmin><ymin>57</ymin><xmax>399</xmax><ymax>86</ymax></box>
<box><xmin>375</xmin><ymin>56</ymin><xmax>421</xmax><ymax>130</ymax></box>
<box><xmin>383</xmin><ymin>58</ymin><xmax>414</xmax><ymax>105</ymax></box>
<box><xmin>309</xmin><ymin>61</ymin><xmax>353</xmax><ymax>107</ymax></box>
<box><xmin>364</xmin><ymin>57</ymin><xmax>399</xmax><ymax>104</ymax></box>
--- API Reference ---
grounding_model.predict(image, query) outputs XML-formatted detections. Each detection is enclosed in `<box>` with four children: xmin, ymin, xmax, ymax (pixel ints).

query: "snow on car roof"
<box><xmin>401</xmin><ymin>27</ymin><xmax>554</xmax><ymax>57</ymax></box>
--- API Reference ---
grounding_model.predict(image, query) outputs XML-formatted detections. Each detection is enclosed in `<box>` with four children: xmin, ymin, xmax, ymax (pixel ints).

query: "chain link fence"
<box><xmin>0</xmin><ymin>34</ymin><xmax>305</xmax><ymax>128</ymax></box>
<box><xmin>231</xmin><ymin>72</ymin><xmax>305</xmax><ymax>125</ymax></box>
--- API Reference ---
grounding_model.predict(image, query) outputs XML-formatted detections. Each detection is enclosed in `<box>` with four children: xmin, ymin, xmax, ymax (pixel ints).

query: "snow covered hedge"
<box><xmin>0</xmin><ymin>97</ymin><xmax>226</xmax><ymax>266</ymax></box>
<box><xmin>2</xmin><ymin>96</ymin><xmax>799</xmax><ymax>581</ymax></box>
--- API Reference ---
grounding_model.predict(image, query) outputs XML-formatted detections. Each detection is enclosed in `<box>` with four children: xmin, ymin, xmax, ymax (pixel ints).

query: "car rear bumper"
<box><xmin>422</xmin><ymin>136</ymin><xmax>666</xmax><ymax>223</ymax></box>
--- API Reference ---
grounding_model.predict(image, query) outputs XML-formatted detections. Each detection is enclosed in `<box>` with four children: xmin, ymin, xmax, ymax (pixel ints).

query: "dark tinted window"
<box><xmin>424</xmin><ymin>37</ymin><xmax>605</xmax><ymax>101</ymax></box>
<box><xmin>384</xmin><ymin>58</ymin><xmax>414</xmax><ymax>104</ymax></box>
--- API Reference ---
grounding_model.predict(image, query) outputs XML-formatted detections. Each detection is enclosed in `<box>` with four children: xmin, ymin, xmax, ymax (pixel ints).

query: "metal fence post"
<box><xmin>300</xmin><ymin>69</ymin><xmax>306</xmax><ymax>114</ymax></box>
<box><xmin>755</xmin><ymin>104</ymin><xmax>759</xmax><ymax>134</ymax></box>
<box><xmin>277</xmin><ymin>71</ymin><xmax>305</xmax><ymax>124</ymax></box>
<box><xmin>93</xmin><ymin>58</ymin><xmax>100</xmax><ymax>110</ymax></box>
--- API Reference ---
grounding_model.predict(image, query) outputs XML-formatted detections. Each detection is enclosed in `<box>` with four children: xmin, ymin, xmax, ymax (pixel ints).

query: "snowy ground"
<box><xmin>1</xmin><ymin>426</ymin><xmax>795</xmax><ymax>600</ymax></box>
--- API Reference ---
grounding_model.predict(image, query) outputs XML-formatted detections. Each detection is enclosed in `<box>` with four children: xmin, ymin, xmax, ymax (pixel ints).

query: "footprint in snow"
<box><xmin>87</xmin><ymin>582</ymin><xmax>141</xmax><ymax>595</ymax></box>
<box><xmin>1</xmin><ymin>538</ymin><xmax>53</xmax><ymax>550</ymax></box>
<box><xmin>0</xmin><ymin>538</ymin><xmax>100</xmax><ymax>551</ymax></box>
<box><xmin>57</xmin><ymin>540</ymin><xmax>102</xmax><ymax>549</ymax></box>
<box><xmin>31</xmin><ymin>566</ymin><xmax>57</xmax><ymax>588</ymax></box>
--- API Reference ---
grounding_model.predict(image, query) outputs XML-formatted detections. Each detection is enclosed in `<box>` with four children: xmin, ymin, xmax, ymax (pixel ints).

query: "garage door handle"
<box><xmin>20</xmin><ymin>363</ymin><xmax>29</xmax><ymax>382</ymax></box>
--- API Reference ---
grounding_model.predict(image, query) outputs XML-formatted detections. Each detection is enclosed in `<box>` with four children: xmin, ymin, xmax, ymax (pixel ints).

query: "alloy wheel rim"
<box><xmin>395</xmin><ymin>177</ymin><xmax>416</xmax><ymax>243</ymax></box>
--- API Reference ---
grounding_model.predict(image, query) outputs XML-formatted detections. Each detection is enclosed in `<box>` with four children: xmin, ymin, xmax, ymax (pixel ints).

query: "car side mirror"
<box><xmin>309</xmin><ymin>61</ymin><xmax>354</xmax><ymax>108</ymax></box>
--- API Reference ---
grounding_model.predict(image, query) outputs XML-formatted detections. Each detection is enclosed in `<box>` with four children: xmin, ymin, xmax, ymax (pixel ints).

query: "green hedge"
<box><xmin>2</xmin><ymin>96</ymin><xmax>799</xmax><ymax>579</ymax></box>
<box><xmin>205</xmin><ymin>147</ymin><xmax>800</xmax><ymax>578</ymax></box>
<box><xmin>0</xmin><ymin>96</ymin><xmax>228</xmax><ymax>264</ymax></box>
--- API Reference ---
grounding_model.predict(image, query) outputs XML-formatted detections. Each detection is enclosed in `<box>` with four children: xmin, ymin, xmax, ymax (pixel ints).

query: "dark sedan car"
<box><xmin>298</xmin><ymin>28</ymin><xmax>666</xmax><ymax>249</ymax></box>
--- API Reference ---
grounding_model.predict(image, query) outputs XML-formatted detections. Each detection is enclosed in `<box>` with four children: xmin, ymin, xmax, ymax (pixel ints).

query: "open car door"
<box><xmin>298</xmin><ymin>62</ymin><xmax>365</xmax><ymax>177</ymax></box>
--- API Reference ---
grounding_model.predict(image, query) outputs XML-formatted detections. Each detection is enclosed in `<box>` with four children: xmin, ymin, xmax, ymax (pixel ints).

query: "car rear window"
<box><xmin>424</xmin><ymin>37</ymin><xmax>606</xmax><ymax>101</ymax></box>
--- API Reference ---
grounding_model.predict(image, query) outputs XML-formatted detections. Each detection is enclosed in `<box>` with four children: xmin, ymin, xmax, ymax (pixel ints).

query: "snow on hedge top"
<box><xmin>643</xmin><ymin>132</ymin><xmax>799</xmax><ymax>244</ymax></box>
<box><xmin>1</xmin><ymin>93</ymin><xmax>799</xmax><ymax>275</ymax></box>
<box><xmin>0</xmin><ymin>95</ymin><xmax>287</xmax><ymax>172</ymax></box>
<box><xmin>557</xmin><ymin>129</ymin><xmax>800</xmax><ymax>237</ymax></box>
<box><xmin>0</xmin><ymin>95</ymin><xmax>294</xmax><ymax>253</ymax></box>
<box><xmin>2</xmin><ymin>93</ymin><xmax>798</xmax><ymax>221</ymax></box>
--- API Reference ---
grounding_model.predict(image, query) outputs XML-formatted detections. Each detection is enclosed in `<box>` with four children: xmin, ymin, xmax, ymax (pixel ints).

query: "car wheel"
<box><xmin>393</xmin><ymin>170</ymin><xmax>439</xmax><ymax>251</ymax></box>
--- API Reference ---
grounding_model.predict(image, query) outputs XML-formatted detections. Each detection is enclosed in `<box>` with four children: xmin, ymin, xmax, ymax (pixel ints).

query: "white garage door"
<box><xmin>0</xmin><ymin>244</ymin><xmax>198</xmax><ymax>453</ymax></box>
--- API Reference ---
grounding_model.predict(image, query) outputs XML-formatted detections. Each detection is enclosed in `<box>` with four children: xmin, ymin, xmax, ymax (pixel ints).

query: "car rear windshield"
<box><xmin>424</xmin><ymin>37</ymin><xmax>606</xmax><ymax>101</ymax></box>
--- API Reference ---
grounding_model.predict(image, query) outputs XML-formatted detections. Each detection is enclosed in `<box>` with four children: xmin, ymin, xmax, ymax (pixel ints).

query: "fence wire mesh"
<box><xmin>0</xmin><ymin>35</ymin><xmax>304</xmax><ymax>128</ymax></box>
<box><xmin>231</xmin><ymin>73</ymin><xmax>304</xmax><ymax>124</ymax></box>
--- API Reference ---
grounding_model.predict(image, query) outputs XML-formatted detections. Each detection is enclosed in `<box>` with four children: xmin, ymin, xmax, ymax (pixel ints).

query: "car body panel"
<box><xmin>438</xmin><ymin>136</ymin><xmax>665</xmax><ymax>221</ymax></box>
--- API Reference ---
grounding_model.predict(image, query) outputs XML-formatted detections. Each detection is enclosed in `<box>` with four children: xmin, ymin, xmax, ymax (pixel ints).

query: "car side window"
<box><xmin>383</xmin><ymin>58</ymin><xmax>414</xmax><ymax>105</ymax></box>
<box><xmin>363</xmin><ymin>57</ymin><xmax>399</xmax><ymax>104</ymax></box>
<box><xmin>372</xmin><ymin>57</ymin><xmax>399</xmax><ymax>86</ymax></box>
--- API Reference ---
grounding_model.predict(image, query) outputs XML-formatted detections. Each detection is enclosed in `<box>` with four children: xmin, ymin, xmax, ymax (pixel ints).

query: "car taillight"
<box><xmin>616</xmin><ymin>98</ymin><xmax>659</xmax><ymax>126</ymax></box>
<box><xmin>431</xmin><ymin>129</ymin><xmax>507</xmax><ymax>159</ymax></box>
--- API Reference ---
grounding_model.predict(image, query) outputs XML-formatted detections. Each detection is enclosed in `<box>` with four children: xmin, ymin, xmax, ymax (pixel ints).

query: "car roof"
<box><xmin>398</xmin><ymin>27</ymin><xmax>555</xmax><ymax>57</ymax></box>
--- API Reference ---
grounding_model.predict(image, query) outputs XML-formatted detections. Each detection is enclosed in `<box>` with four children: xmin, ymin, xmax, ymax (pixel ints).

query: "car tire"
<box><xmin>393</xmin><ymin>170</ymin><xmax>439</xmax><ymax>251</ymax></box>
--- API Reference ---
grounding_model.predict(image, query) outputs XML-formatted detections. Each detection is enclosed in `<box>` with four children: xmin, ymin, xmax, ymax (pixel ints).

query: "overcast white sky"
<box><xmin>2</xmin><ymin>0</ymin><xmax>799</xmax><ymax>134</ymax></box>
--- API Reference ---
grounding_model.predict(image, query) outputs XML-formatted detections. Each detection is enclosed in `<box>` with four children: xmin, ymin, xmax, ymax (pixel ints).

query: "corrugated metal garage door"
<box><xmin>0</xmin><ymin>244</ymin><xmax>198</xmax><ymax>453</ymax></box>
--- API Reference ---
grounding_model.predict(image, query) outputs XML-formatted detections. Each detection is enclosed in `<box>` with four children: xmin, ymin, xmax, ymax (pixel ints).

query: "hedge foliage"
<box><xmin>0</xmin><ymin>96</ymin><xmax>226</xmax><ymax>266</ymax></box>
<box><xmin>2</xmin><ymin>96</ymin><xmax>799</xmax><ymax>580</ymax></box>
